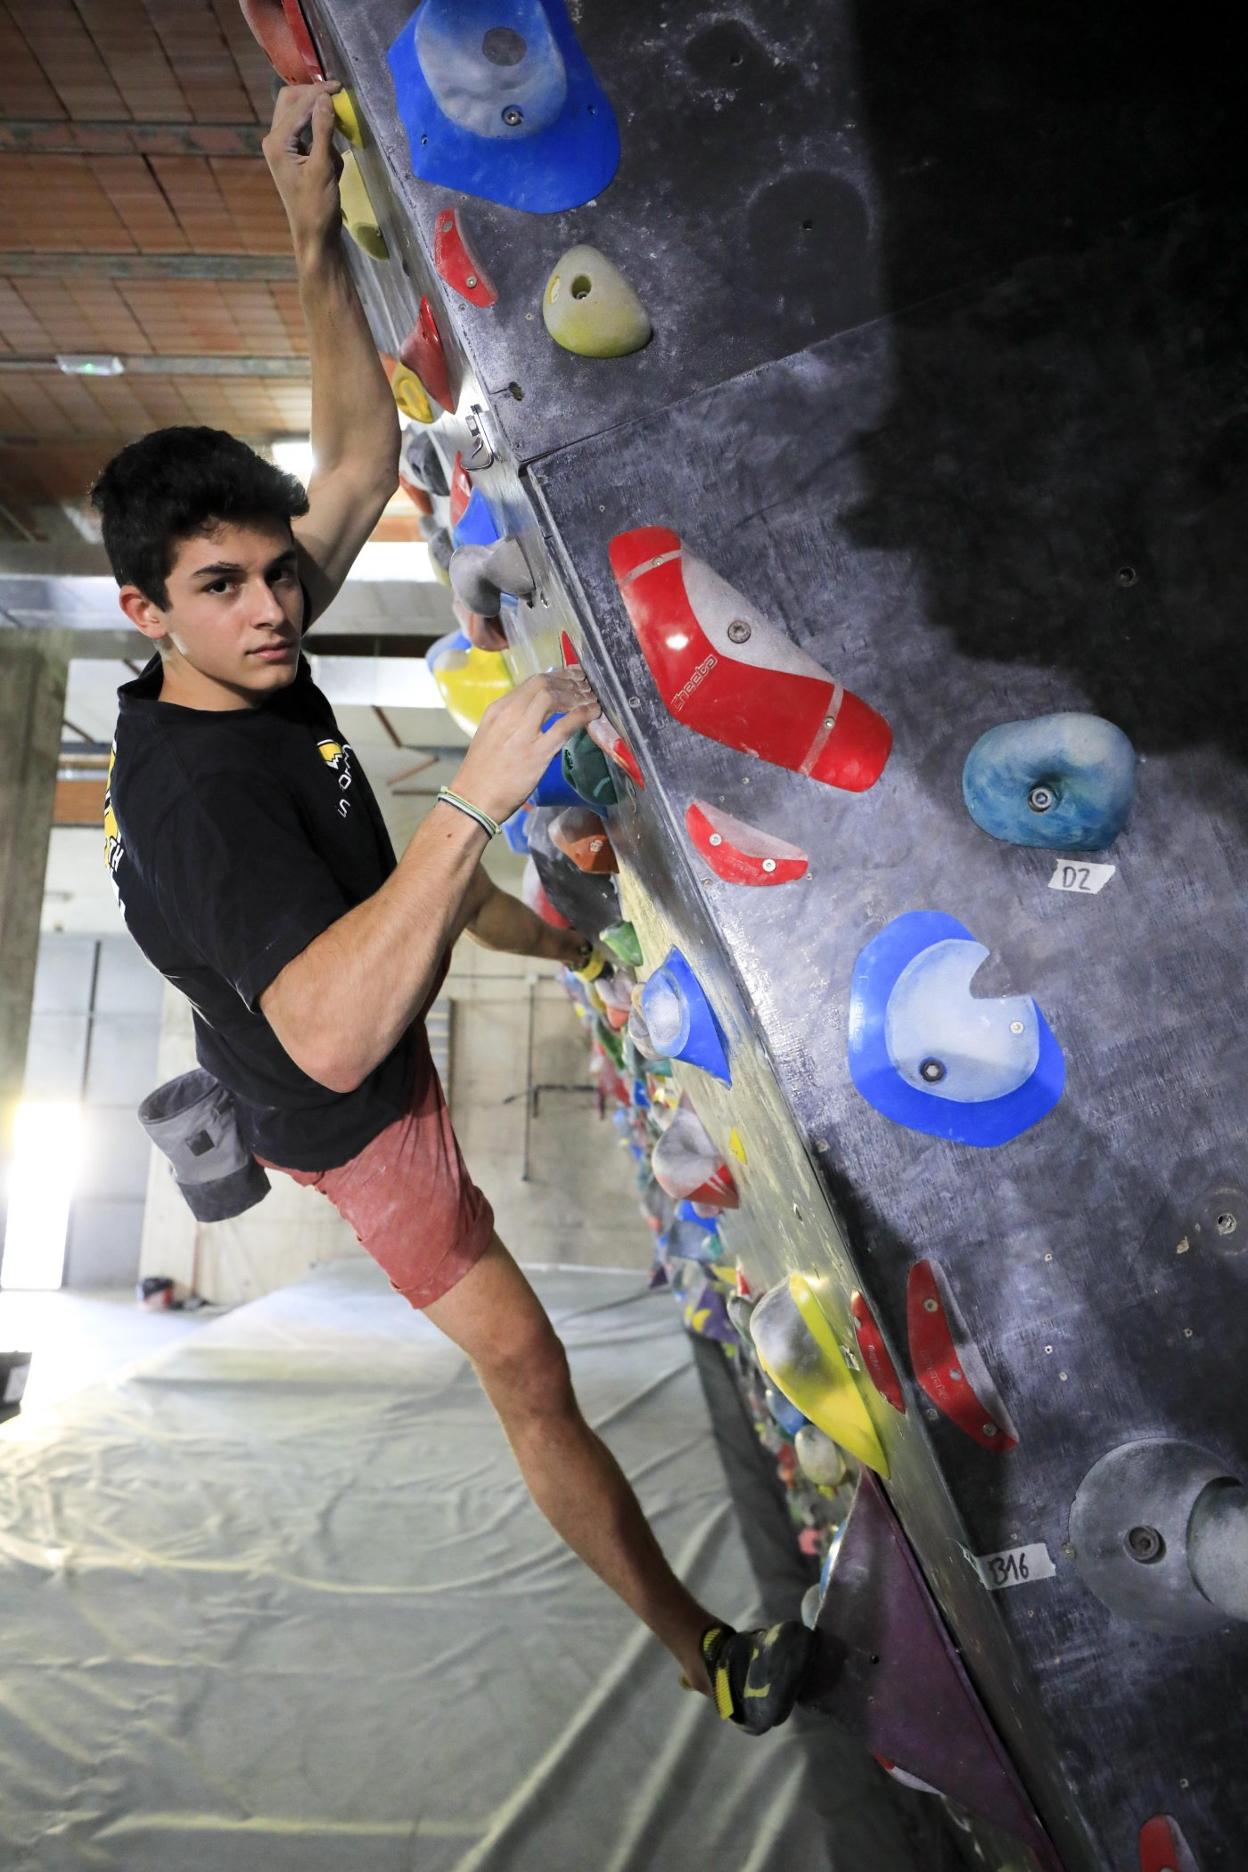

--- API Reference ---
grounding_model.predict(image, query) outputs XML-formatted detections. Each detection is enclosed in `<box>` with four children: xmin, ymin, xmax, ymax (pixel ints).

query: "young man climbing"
<box><xmin>96</xmin><ymin>81</ymin><xmax>815</xmax><ymax>1736</ymax></box>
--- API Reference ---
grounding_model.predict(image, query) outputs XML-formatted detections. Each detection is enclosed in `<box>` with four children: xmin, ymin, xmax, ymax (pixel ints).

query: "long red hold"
<box><xmin>609</xmin><ymin>525</ymin><xmax>890</xmax><ymax>792</ymax></box>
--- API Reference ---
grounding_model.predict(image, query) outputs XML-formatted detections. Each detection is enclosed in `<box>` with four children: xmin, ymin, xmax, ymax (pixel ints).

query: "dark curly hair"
<box><xmin>91</xmin><ymin>426</ymin><xmax>310</xmax><ymax>607</ymax></box>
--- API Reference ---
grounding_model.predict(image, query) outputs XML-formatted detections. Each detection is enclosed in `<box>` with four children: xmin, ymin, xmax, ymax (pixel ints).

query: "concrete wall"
<box><xmin>4</xmin><ymin>932</ymin><xmax>162</xmax><ymax>1292</ymax></box>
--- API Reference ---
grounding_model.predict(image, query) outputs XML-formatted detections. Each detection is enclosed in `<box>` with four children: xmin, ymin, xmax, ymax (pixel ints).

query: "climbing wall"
<box><xmin>239</xmin><ymin>6</ymin><xmax>1245</xmax><ymax>1869</ymax></box>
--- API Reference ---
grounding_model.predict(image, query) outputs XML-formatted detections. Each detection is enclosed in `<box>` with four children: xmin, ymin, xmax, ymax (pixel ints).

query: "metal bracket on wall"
<box><xmin>463</xmin><ymin>404</ymin><xmax>496</xmax><ymax>472</ymax></box>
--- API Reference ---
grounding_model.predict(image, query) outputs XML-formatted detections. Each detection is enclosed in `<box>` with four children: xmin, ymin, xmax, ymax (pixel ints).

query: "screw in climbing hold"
<box><xmin>1009</xmin><ymin>1020</ymin><xmax>1024</xmax><ymax>1034</ymax></box>
<box><xmin>502</xmin><ymin>106</ymin><xmax>524</xmax><ymax>127</ymax></box>
<box><xmin>762</xmin><ymin>858</ymin><xmax>777</xmax><ymax>873</ymax></box>
<box><xmin>709</xmin><ymin>833</ymin><xmax>723</xmax><ymax>847</ymax></box>
<box><xmin>1125</xmin><ymin>1525</ymin><xmax>1165</xmax><ymax>1563</ymax></box>
<box><xmin>1216</xmin><ymin>1210</ymin><xmax>1238</xmax><ymax>1235</ymax></box>
<box><xmin>982</xmin><ymin>1422</ymin><xmax>998</xmax><ymax>1438</ymax></box>
<box><xmin>1028</xmin><ymin>783</ymin><xmax>1057</xmax><ymax>813</ymax></box>
<box><xmin>922</xmin><ymin>1297</ymin><xmax>939</xmax><ymax>1314</ymax></box>
<box><xmin>919</xmin><ymin>1057</ymin><xmax>946</xmax><ymax>1083</ymax></box>
<box><xmin>727</xmin><ymin>619</ymin><xmax>752</xmax><ymax>644</ymax></box>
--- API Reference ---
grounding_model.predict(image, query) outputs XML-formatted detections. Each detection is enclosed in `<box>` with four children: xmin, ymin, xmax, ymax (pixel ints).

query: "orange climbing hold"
<box><xmin>550</xmin><ymin>807</ymin><xmax>618</xmax><ymax>875</ymax></box>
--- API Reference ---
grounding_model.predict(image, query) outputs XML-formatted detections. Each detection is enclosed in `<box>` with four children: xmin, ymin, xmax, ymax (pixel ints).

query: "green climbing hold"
<box><xmin>542</xmin><ymin>245</ymin><xmax>652</xmax><ymax>359</ymax></box>
<box><xmin>561</xmin><ymin>727</ymin><xmax>620</xmax><ymax>808</ymax></box>
<box><xmin>601</xmin><ymin>920</ymin><xmax>643</xmax><ymax>968</ymax></box>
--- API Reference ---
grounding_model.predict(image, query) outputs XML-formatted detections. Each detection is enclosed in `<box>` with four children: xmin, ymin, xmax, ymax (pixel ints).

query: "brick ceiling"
<box><xmin>0</xmin><ymin>2</ymin><xmax>412</xmax><ymax>544</ymax></box>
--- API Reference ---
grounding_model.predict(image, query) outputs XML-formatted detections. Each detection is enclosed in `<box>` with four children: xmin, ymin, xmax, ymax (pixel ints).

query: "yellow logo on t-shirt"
<box><xmin>103</xmin><ymin>744</ymin><xmax>123</xmax><ymax>881</ymax></box>
<box><xmin>317</xmin><ymin>737</ymin><xmax>355</xmax><ymax>817</ymax></box>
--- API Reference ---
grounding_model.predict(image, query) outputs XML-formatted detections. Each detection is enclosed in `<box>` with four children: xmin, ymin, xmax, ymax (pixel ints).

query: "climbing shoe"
<box><xmin>695</xmin><ymin>1620</ymin><xmax>817</xmax><ymax>1735</ymax></box>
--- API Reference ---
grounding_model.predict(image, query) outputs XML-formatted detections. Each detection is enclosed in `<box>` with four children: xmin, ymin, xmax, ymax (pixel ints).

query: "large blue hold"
<box><xmin>528</xmin><ymin>712</ymin><xmax>583</xmax><ymax>808</ymax></box>
<box><xmin>848</xmin><ymin>911</ymin><xmax>1065</xmax><ymax>1146</ymax></box>
<box><xmin>641</xmin><ymin>949</ymin><xmax>732</xmax><ymax>1085</ymax></box>
<box><xmin>451</xmin><ymin>487</ymin><xmax>502</xmax><ymax>552</ymax></box>
<box><xmin>387</xmin><ymin>0</ymin><xmax>620</xmax><ymax>214</ymax></box>
<box><xmin>962</xmin><ymin>712</ymin><xmax>1136</xmax><ymax>852</ymax></box>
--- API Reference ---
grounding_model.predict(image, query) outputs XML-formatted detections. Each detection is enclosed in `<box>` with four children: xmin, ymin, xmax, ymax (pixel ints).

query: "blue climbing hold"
<box><xmin>527</xmin><ymin>711</ymin><xmax>583</xmax><ymax>808</ymax></box>
<box><xmin>848</xmin><ymin>911</ymin><xmax>1064</xmax><ymax>1146</ymax></box>
<box><xmin>676</xmin><ymin>1200</ymin><xmax>719</xmax><ymax>1233</ymax></box>
<box><xmin>764</xmin><ymin>1384</ymin><xmax>809</xmax><ymax>1438</ymax></box>
<box><xmin>641</xmin><ymin>949</ymin><xmax>732</xmax><ymax>1085</ymax></box>
<box><xmin>962</xmin><ymin>712</ymin><xmax>1136</xmax><ymax>852</ymax></box>
<box><xmin>501</xmin><ymin>807</ymin><xmax>531</xmax><ymax>854</ymax></box>
<box><xmin>451</xmin><ymin>486</ymin><xmax>502</xmax><ymax>552</ymax></box>
<box><xmin>387</xmin><ymin>0</ymin><xmax>620</xmax><ymax>214</ymax></box>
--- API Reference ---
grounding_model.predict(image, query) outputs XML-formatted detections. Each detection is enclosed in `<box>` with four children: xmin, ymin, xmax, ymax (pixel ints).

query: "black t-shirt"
<box><xmin>107</xmin><ymin>651</ymin><xmax>421</xmax><ymax>1172</ymax></box>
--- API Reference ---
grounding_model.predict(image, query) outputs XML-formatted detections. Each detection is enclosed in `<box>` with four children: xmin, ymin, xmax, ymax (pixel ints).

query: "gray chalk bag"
<box><xmin>138</xmin><ymin>1069</ymin><xmax>270</xmax><ymax>1222</ymax></box>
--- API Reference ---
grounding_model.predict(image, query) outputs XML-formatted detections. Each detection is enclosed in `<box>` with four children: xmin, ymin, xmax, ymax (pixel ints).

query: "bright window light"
<box><xmin>271</xmin><ymin>437</ymin><xmax>316</xmax><ymax>483</ymax></box>
<box><xmin>346</xmin><ymin>541</ymin><xmax>438</xmax><ymax>583</ymax></box>
<box><xmin>1</xmin><ymin>1103</ymin><xmax>84</xmax><ymax>1292</ymax></box>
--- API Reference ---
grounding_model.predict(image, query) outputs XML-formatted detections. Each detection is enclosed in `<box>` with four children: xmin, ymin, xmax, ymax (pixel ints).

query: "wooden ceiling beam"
<box><xmin>0</xmin><ymin>252</ymin><xmax>296</xmax><ymax>281</ymax></box>
<box><xmin>0</xmin><ymin>122</ymin><xmax>266</xmax><ymax>158</ymax></box>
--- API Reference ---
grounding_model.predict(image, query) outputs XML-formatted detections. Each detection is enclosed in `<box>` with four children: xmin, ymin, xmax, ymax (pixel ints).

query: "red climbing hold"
<box><xmin>449</xmin><ymin>451</ymin><xmax>473</xmax><ymax>527</ymax></box>
<box><xmin>521</xmin><ymin>858</ymin><xmax>570</xmax><ymax>932</ymax></box>
<box><xmin>851</xmin><ymin>1291</ymin><xmax>907</xmax><ymax>1415</ymax></box>
<box><xmin>685</xmin><ymin>799</ymin><xmax>808</xmax><ymax>886</ymax></box>
<box><xmin>609</xmin><ymin>525</ymin><xmax>891</xmax><ymax>792</ymax></box>
<box><xmin>398</xmin><ymin>471</ymin><xmax>432</xmax><ymax>517</ymax></box>
<box><xmin>238</xmin><ymin>0</ymin><xmax>323</xmax><ymax>84</ymax></box>
<box><xmin>906</xmin><ymin>1261</ymin><xmax>1018</xmax><ymax>1453</ymax></box>
<box><xmin>399</xmin><ymin>297</ymin><xmax>454</xmax><ymax>414</ymax></box>
<box><xmin>454</xmin><ymin>598</ymin><xmax>508</xmax><ymax>653</ymax></box>
<box><xmin>1139</xmin><ymin>1815</ymin><xmax>1200</xmax><ymax>1872</ymax></box>
<box><xmin>587</xmin><ymin>714</ymin><xmax>645</xmax><ymax>789</ymax></box>
<box><xmin>433</xmin><ymin>207</ymin><xmax>499</xmax><ymax>308</ymax></box>
<box><xmin>560</xmin><ymin>631</ymin><xmax>579</xmax><ymax>667</ymax></box>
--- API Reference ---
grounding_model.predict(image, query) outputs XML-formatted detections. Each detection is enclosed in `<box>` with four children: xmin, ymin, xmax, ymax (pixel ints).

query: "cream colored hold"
<box><xmin>338</xmin><ymin>150</ymin><xmax>387</xmax><ymax>260</ymax></box>
<box><xmin>542</xmin><ymin>245</ymin><xmax>652</xmax><ymax>358</ymax></box>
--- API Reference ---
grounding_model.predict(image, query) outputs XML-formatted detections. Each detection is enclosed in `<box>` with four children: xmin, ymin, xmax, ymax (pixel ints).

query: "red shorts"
<box><xmin>257</xmin><ymin>1038</ymin><xmax>494</xmax><ymax>1309</ymax></box>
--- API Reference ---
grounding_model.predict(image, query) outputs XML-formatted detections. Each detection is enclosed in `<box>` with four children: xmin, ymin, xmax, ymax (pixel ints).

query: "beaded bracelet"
<box><xmin>436</xmin><ymin>786</ymin><xmax>500</xmax><ymax>840</ymax></box>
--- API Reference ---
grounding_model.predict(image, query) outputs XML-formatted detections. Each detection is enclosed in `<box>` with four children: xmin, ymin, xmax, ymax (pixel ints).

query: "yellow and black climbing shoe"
<box><xmin>698</xmin><ymin>1620</ymin><xmax>817</xmax><ymax>1735</ymax></box>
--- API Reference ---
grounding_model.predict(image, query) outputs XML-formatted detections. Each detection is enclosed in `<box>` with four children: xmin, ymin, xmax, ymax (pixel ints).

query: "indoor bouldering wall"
<box><xmin>238</xmin><ymin>5</ymin><xmax>1245</xmax><ymax>1868</ymax></box>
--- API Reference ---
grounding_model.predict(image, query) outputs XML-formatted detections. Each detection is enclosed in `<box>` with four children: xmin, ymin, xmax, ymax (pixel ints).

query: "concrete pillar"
<box><xmin>0</xmin><ymin>632</ymin><xmax>68</xmax><ymax>1251</ymax></box>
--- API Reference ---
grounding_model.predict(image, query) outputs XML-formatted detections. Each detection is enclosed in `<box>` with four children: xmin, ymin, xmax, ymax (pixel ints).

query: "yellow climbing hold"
<box><xmin>382</xmin><ymin>356</ymin><xmax>433</xmax><ymax>425</ymax></box>
<box><xmin>338</xmin><ymin>149</ymin><xmax>387</xmax><ymax>259</ymax></box>
<box><xmin>788</xmin><ymin>1274</ymin><xmax>889</xmax><ymax>1476</ymax></box>
<box><xmin>753</xmin><ymin>1273</ymin><xmax>890</xmax><ymax>1477</ymax></box>
<box><xmin>332</xmin><ymin>90</ymin><xmax>364</xmax><ymax>147</ymax></box>
<box><xmin>430</xmin><ymin>645</ymin><xmax>514</xmax><ymax>737</ymax></box>
<box><xmin>542</xmin><ymin>244</ymin><xmax>652</xmax><ymax>358</ymax></box>
<box><xmin>728</xmin><ymin>1127</ymin><xmax>747</xmax><ymax>1166</ymax></box>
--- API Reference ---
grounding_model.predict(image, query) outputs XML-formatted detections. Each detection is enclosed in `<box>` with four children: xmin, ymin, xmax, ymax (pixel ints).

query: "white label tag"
<box><xmin>1048</xmin><ymin>860</ymin><xmax>1115</xmax><ymax>895</ymax></box>
<box><xmin>969</xmin><ymin>1542</ymin><xmax>1056</xmax><ymax>1591</ymax></box>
